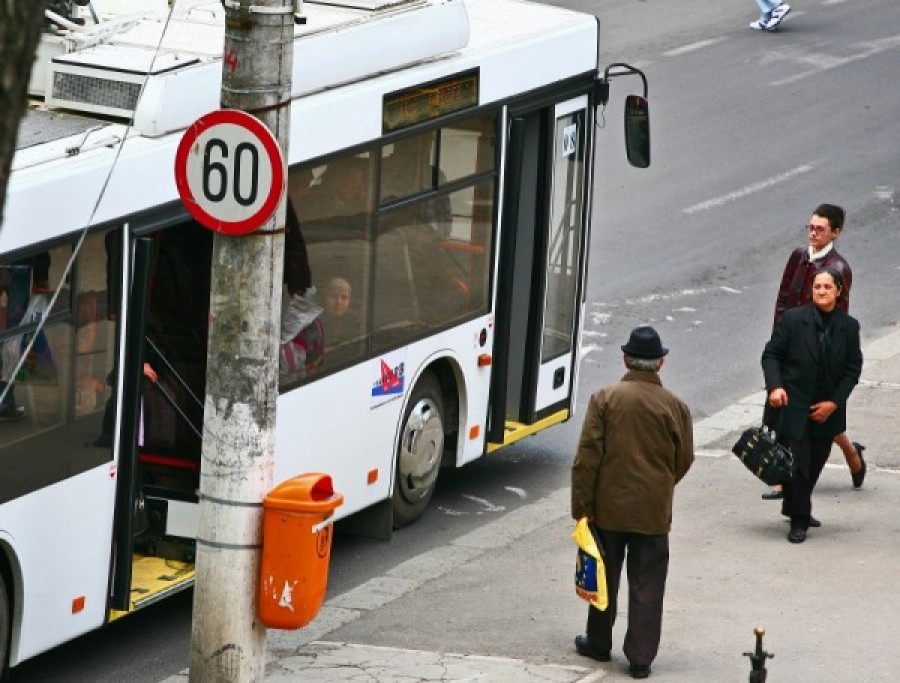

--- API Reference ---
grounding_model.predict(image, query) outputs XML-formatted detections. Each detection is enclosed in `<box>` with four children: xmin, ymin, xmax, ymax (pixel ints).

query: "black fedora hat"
<box><xmin>621</xmin><ymin>326</ymin><xmax>668</xmax><ymax>359</ymax></box>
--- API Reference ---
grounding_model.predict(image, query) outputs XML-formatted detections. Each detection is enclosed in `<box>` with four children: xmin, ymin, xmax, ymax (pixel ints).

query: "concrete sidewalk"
<box><xmin>163</xmin><ymin>330</ymin><xmax>900</xmax><ymax>682</ymax></box>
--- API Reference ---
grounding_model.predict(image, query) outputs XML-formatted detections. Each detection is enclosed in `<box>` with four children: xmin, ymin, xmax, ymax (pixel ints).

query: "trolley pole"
<box><xmin>189</xmin><ymin>1</ymin><xmax>294</xmax><ymax>680</ymax></box>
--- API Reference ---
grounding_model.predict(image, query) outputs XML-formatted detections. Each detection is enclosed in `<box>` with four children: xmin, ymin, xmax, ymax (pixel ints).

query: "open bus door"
<box><xmin>488</xmin><ymin>94</ymin><xmax>591</xmax><ymax>449</ymax></box>
<box><xmin>109</xmin><ymin>225</ymin><xmax>205</xmax><ymax>616</ymax></box>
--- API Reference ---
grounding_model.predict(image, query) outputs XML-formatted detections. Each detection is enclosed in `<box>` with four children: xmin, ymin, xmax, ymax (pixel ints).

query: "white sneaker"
<box><xmin>765</xmin><ymin>4</ymin><xmax>791</xmax><ymax>30</ymax></box>
<box><xmin>749</xmin><ymin>18</ymin><xmax>769</xmax><ymax>30</ymax></box>
<box><xmin>771</xmin><ymin>3</ymin><xmax>791</xmax><ymax>19</ymax></box>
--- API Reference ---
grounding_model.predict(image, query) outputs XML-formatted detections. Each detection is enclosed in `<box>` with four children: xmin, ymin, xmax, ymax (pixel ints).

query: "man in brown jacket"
<box><xmin>571</xmin><ymin>326</ymin><xmax>694</xmax><ymax>679</ymax></box>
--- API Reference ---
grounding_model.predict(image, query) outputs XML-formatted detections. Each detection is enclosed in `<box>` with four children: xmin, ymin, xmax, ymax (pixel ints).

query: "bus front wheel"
<box><xmin>392</xmin><ymin>372</ymin><xmax>445</xmax><ymax>529</ymax></box>
<box><xmin>0</xmin><ymin>571</ymin><xmax>10</xmax><ymax>680</ymax></box>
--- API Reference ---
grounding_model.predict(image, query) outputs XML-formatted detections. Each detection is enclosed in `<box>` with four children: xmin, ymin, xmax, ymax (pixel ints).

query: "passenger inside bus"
<box><xmin>320</xmin><ymin>276</ymin><xmax>364</xmax><ymax>366</ymax></box>
<box><xmin>0</xmin><ymin>252</ymin><xmax>53</xmax><ymax>420</ymax></box>
<box><xmin>279</xmin><ymin>291</ymin><xmax>324</xmax><ymax>382</ymax></box>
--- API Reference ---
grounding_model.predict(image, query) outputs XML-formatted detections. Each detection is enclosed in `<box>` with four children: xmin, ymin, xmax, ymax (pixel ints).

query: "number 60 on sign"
<box><xmin>174</xmin><ymin>109</ymin><xmax>285</xmax><ymax>235</ymax></box>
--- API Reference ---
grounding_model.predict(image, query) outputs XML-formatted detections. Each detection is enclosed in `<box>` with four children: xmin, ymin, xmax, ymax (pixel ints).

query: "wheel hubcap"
<box><xmin>398</xmin><ymin>397</ymin><xmax>443</xmax><ymax>503</ymax></box>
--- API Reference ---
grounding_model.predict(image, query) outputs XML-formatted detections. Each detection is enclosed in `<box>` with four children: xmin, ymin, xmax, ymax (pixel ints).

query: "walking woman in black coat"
<box><xmin>761</xmin><ymin>267</ymin><xmax>862</xmax><ymax>543</ymax></box>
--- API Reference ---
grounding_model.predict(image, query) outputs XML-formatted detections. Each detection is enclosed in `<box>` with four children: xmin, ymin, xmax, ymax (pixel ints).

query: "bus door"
<box><xmin>110</xmin><ymin>220</ymin><xmax>208</xmax><ymax>614</ymax></box>
<box><xmin>488</xmin><ymin>94</ymin><xmax>590</xmax><ymax>446</ymax></box>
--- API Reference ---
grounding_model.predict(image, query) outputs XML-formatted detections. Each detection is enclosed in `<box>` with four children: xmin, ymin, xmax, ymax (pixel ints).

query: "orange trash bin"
<box><xmin>258</xmin><ymin>473</ymin><xmax>343</xmax><ymax>629</ymax></box>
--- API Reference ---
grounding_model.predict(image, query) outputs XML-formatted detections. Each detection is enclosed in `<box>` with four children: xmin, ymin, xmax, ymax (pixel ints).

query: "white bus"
<box><xmin>0</xmin><ymin>0</ymin><xmax>649</xmax><ymax>672</ymax></box>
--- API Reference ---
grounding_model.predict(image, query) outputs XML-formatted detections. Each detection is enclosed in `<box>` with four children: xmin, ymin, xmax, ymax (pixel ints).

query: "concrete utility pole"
<box><xmin>189</xmin><ymin>1</ymin><xmax>294</xmax><ymax>680</ymax></box>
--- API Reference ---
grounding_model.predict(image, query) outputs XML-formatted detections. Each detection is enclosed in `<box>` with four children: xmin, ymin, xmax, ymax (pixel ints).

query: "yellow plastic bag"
<box><xmin>572</xmin><ymin>517</ymin><xmax>608</xmax><ymax>610</ymax></box>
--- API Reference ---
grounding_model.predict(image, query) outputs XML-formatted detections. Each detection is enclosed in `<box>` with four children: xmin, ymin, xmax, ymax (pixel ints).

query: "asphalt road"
<box><xmin>10</xmin><ymin>0</ymin><xmax>899</xmax><ymax>680</ymax></box>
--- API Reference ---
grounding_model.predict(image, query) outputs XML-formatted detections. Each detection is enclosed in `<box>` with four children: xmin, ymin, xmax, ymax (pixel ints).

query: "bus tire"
<box><xmin>0</xmin><ymin>571</ymin><xmax>9</xmax><ymax>680</ymax></box>
<box><xmin>392</xmin><ymin>372</ymin><xmax>444</xmax><ymax>529</ymax></box>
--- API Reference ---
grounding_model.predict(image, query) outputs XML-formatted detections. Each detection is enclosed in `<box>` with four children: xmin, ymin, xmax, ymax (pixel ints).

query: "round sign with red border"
<box><xmin>175</xmin><ymin>109</ymin><xmax>285</xmax><ymax>235</ymax></box>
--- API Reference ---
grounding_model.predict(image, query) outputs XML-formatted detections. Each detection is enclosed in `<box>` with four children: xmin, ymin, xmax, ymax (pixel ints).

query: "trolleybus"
<box><xmin>0</xmin><ymin>0</ymin><xmax>649</xmax><ymax>671</ymax></box>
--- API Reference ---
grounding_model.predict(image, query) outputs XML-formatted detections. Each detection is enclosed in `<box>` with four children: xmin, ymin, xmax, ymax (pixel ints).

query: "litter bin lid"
<box><xmin>264</xmin><ymin>473</ymin><xmax>343</xmax><ymax>512</ymax></box>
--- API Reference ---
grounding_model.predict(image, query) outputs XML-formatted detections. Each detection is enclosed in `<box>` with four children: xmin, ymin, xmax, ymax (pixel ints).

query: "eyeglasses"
<box><xmin>806</xmin><ymin>224</ymin><xmax>831</xmax><ymax>234</ymax></box>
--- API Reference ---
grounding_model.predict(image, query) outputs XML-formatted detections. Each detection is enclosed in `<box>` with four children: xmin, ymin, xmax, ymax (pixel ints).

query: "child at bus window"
<box><xmin>319</xmin><ymin>276</ymin><xmax>367</xmax><ymax>369</ymax></box>
<box><xmin>324</xmin><ymin>277</ymin><xmax>351</xmax><ymax>319</ymax></box>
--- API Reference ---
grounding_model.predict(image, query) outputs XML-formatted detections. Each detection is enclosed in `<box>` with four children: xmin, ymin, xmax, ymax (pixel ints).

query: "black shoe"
<box><xmin>851</xmin><ymin>442</ymin><xmax>867</xmax><ymax>489</ymax></box>
<box><xmin>809</xmin><ymin>516</ymin><xmax>821</xmax><ymax>528</ymax></box>
<box><xmin>788</xmin><ymin>527</ymin><xmax>807</xmax><ymax>543</ymax></box>
<box><xmin>0</xmin><ymin>404</ymin><xmax>24</xmax><ymax>421</ymax></box>
<box><xmin>630</xmin><ymin>663</ymin><xmax>652</xmax><ymax>679</ymax></box>
<box><xmin>761</xmin><ymin>489</ymin><xmax>784</xmax><ymax>500</ymax></box>
<box><xmin>574</xmin><ymin>635</ymin><xmax>611</xmax><ymax>662</ymax></box>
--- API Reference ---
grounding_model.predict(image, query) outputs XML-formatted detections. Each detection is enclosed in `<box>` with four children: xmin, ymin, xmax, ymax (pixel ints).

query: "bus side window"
<box><xmin>371</xmin><ymin>114</ymin><xmax>496</xmax><ymax>351</ymax></box>
<box><xmin>380</xmin><ymin>131</ymin><xmax>437</xmax><ymax>202</ymax></box>
<box><xmin>0</xmin><ymin>233</ymin><xmax>117</xmax><ymax>505</ymax></box>
<box><xmin>438</xmin><ymin>114</ymin><xmax>496</xmax><ymax>183</ymax></box>
<box><xmin>283</xmin><ymin>156</ymin><xmax>372</xmax><ymax>386</ymax></box>
<box><xmin>372</xmin><ymin>178</ymin><xmax>493</xmax><ymax>349</ymax></box>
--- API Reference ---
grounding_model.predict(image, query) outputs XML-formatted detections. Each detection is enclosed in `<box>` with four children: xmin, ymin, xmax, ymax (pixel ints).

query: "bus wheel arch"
<box><xmin>391</xmin><ymin>360</ymin><xmax>460</xmax><ymax>529</ymax></box>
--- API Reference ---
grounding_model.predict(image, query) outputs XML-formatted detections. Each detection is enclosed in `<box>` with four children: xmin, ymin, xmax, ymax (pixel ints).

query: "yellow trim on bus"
<box><xmin>486</xmin><ymin>409</ymin><xmax>570</xmax><ymax>453</ymax></box>
<box><xmin>108</xmin><ymin>554</ymin><xmax>195</xmax><ymax>621</ymax></box>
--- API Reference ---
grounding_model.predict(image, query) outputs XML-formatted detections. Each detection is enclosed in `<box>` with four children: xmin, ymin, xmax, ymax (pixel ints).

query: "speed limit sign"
<box><xmin>174</xmin><ymin>109</ymin><xmax>285</xmax><ymax>235</ymax></box>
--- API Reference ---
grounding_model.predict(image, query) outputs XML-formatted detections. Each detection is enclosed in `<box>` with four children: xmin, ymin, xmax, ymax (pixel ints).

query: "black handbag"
<box><xmin>732</xmin><ymin>424</ymin><xmax>794</xmax><ymax>486</ymax></box>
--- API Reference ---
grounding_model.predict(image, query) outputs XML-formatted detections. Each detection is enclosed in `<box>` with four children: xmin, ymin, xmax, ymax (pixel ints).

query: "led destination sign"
<box><xmin>383</xmin><ymin>69</ymin><xmax>479</xmax><ymax>133</ymax></box>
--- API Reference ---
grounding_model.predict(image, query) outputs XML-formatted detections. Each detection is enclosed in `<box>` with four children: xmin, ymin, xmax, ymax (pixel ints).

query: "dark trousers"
<box><xmin>586</xmin><ymin>529</ymin><xmax>669</xmax><ymax>667</ymax></box>
<box><xmin>782</xmin><ymin>434</ymin><xmax>832</xmax><ymax>528</ymax></box>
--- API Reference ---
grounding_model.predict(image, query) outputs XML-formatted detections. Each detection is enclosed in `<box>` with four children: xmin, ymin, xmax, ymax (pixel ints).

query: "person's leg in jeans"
<box><xmin>754</xmin><ymin>0</ymin><xmax>779</xmax><ymax>22</ymax></box>
<box><xmin>622</xmin><ymin>532</ymin><xmax>669</xmax><ymax>669</ymax></box>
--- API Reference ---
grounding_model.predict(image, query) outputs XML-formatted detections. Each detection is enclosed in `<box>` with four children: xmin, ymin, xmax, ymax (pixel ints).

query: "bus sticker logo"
<box><xmin>372</xmin><ymin>360</ymin><xmax>404</xmax><ymax>397</ymax></box>
<box><xmin>562</xmin><ymin>123</ymin><xmax>577</xmax><ymax>157</ymax></box>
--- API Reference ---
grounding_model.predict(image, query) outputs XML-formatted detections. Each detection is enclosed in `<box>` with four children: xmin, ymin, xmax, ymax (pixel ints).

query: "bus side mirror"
<box><xmin>624</xmin><ymin>95</ymin><xmax>650</xmax><ymax>168</ymax></box>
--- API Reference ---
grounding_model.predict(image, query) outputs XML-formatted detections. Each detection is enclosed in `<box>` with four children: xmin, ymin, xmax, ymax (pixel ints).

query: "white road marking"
<box><xmin>771</xmin><ymin>34</ymin><xmax>900</xmax><ymax>87</ymax></box>
<box><xmin>683</xmin><ymin>164</ymin><xmax>815</xmax><ymax>214</ymax></box>
<box><xmin>504</xmin><ymin>486</ymin><xmax>528</xmax><ymax>499</ymax></box>
<box><xmin>696</xmin><ymin>449</ymin><xmax>729</xmax><ymax>458</ymax></box>
<box><xmin>875</xmin><ymin>185</ymin><xmax>896</xmax><ymax>206</ymax></box>
<box><xmin>719</xmin><ymin>286</ymin><xmax>742</xmax><ymax>294</ymax></box>
<box><xmin>663</xmin><ymin>37</ymin><xmax>728</xmax><ymax>57</ymax></box>
<box><xmin>585</xmin><ymin>311</ymin><xmax>612</xmax><ymax>325</ymax></box>
<box><xmin>623</xmin><ymin>288</ymin><xmax>708</xmax><ymax>305</ymax></box>
<box><xmin>461</xmin><ymin>494</ymin><xmax>506</xmax><ymax>513</ymax></box>
<box><xmin>437</xmin><ymin>506</ymin><xmax>467</xmax><ymax>516</ymax></box>
<box><xmin>579</xmin><ymin>343</ymin><xmax>601</xmax><ymax>360</ymax></box>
